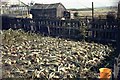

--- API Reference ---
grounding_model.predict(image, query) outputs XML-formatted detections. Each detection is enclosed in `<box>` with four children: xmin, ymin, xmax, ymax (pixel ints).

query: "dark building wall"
<box><xmin>31</xmin><ymin>8</ymin><xmax>57</xmax><ymax>18</ymax></box>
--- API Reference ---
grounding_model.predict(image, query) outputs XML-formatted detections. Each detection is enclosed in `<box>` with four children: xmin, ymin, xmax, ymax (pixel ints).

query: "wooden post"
<box><xmin>92</xmin><ymin>2</ymin><xmax>94</xmax><ymax>21</ymax></box>
<box><xmin>117</xmin><ymin>1</ymin><xmax>120</xmax><ymax>19</ymax></box>
<box><xmin>47</xmin><ymin>26</ymin><xmax>50</xmax><ymax>35</ymax></box>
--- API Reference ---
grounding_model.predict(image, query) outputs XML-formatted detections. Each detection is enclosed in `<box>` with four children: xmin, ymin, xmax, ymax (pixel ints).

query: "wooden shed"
<box><xmin>30</xmin><ymin>3</ymin><xmax>67</xmax><ymax>19</ymax></box>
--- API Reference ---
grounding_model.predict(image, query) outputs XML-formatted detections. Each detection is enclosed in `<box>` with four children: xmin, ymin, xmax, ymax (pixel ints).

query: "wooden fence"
<box><xmin>114</xmin><ymin>54</ymin><xmax>120</xmax><ymax>79</ymax></box>
<box><xmin>1</xmin><ymin>16</ymin><xmax>120</xmax><ymax>43</ymax></box>
<box><xmin>86</xmin><ymin>19</ymin><xmax>120</xmax><ymax>44</ymax></box>
<box><xmin>2</xmin><ymin>16</ymin><xmax>82</xmax><ymax>39</ymax></box>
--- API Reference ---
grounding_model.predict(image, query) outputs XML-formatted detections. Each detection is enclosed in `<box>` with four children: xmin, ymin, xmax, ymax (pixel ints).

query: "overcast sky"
<box><xmin>1</xmin><ymin>0</ymin><xmax>119</xmax><ymax>8</ymax></box>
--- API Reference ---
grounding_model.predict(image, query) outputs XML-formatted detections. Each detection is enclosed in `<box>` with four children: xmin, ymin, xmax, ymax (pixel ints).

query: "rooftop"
<box><xmin>31</xmin><ymin>3</ymin><xmax>65</xmax><ymax>9</ymax></box>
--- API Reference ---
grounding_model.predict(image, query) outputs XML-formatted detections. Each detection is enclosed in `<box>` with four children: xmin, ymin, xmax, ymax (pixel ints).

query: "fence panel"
<box><xmin>114</xmin><ymin>54</ymin><xmax>120</xmax><ymax>79</ymax></box>
<box><xmin>86</xmin><ymin>19</ymin><xmax>119</xmax><ymax>43</ymax></box>
<box><xmin>2</xmin><ymin>16</ymin><xmax>120</xmax><ymax>43</ymax></box>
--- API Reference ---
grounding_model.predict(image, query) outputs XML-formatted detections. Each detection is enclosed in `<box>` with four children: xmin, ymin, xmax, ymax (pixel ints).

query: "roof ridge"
<box><xmin>32</xmin><ymin>2</ymin><xmax>66</xmax><ymax>10</ymax></box>
<box><xmin>34</xmin><ymin>3</ymin><xmax>61</xmax><ymax>5</ymax></box>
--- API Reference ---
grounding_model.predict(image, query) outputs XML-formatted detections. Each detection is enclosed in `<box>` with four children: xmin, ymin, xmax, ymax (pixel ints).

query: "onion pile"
<box><xmin>1</xmin><ymin>29</ymin><xmax>113</xmax><ymax>79</ymax></box>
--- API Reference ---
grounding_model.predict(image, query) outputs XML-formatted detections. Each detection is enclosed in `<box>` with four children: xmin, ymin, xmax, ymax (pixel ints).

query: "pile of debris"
<box><xmin>1</xmin><ymin>29</ymin><xmax>113</xmax><ymax>79</ymax></box>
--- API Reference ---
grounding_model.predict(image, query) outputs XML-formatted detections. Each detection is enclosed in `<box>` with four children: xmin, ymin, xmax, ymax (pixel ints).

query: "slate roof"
<box><xmin>31</xmin><ymin>3</ymin><xmax>66</xmax><ymax>9</ymax></box>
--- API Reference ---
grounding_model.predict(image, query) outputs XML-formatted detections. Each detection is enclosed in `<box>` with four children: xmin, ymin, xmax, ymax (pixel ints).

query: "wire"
<box><xmin>76</xmin><ymin>1</ymin><xmax>92</xmax><ymax>9</ymax></box>
<box><xmin>18</xmin><ymin>0</ymin><xmax>29</xmax><ymax>7</ymax></box>
<box><xmin>80</xmin><ymin>4</ymin><xmax>92</xmax><ymax>9</ymax></box>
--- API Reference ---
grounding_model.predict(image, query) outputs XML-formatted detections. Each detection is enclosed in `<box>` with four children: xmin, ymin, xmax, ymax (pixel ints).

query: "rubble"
<box><xmin>1</xmin><ymin>29</ymin><xmax>113</xmax><ymax>78</ymax></box>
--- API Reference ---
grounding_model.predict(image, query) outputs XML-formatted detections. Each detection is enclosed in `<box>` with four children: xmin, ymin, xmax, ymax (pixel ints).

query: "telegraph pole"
<box><xmin>118</xmin><ymin>1</ymin><xmax>120</xmax><ymax>19</ymax></box>
<box><xmin>0</xmin><ymin>2</ymin><xmax>2</xmax><ymax>14</ymax></box>
<box><xmin>92</xmin><ymin>2</ymin><xmax>94</xmax><ymax>21</ymax></box>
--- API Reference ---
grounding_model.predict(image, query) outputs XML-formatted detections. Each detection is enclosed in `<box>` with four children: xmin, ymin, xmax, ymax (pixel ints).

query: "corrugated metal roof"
<box><xmin>31</xmin><ymin>3</ymin><xmax>64</xmax><ymax>9</ymax></box>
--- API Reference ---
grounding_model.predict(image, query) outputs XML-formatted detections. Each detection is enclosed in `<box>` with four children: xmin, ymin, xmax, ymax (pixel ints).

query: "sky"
<box><xmin>1</xmin><ymin>0</ymin><xmax>119</xmax><ymax>9</ymax></box>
